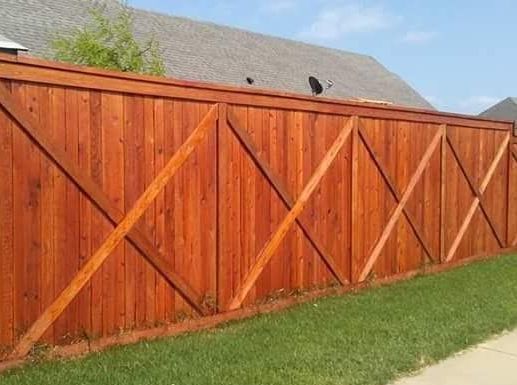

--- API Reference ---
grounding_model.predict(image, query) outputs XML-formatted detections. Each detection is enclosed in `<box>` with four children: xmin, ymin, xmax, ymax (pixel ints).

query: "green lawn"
<box><xmin>2</xmin><ymin>254</ymin><xmax>517</xmax><ymax>385</ymax></box>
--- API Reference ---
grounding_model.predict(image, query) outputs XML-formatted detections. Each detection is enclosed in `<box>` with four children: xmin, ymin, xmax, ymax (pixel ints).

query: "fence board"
<box><xmin>0</xmin><ymin>83</ymin><xmax>14</xmax><ymax>352</ymax></box>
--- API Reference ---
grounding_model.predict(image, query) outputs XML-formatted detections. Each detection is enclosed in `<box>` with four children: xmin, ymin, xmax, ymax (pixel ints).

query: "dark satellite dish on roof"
<box><xmin>308</xmin><ymin>76</ymin><xmax>323</xmax><ymax>96</ymax></box>
<box><xmin>246</xmin><ymin>77</ymin><xmax>254</xmax><ymax>85</ymax></box>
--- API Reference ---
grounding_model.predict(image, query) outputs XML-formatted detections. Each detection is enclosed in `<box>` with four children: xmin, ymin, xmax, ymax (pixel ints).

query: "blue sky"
<box><xmin>129</xmin><ymin>0</ymin><xmax>515</xmax><ymax>114</ymax></box>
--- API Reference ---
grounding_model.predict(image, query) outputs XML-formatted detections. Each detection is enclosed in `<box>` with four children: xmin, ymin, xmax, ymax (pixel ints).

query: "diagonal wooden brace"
<box><xmin>445</xmin><ymin>133</ymin><xmax>509</xmax><ymax>256</ymax></box>
<box><xmin>358</xmin><ymin>125</ymin><xmax>444</xmax><ymax>282</ymax></box>
<box><xmin>357</xmin><ymin>122</ymin><xmax>439</xmax><ymax>264</ymax></box>
<box><xmin>0</xmin><ymin>84</ymin><xmax>212</xmax><ymax>317</ymax></box>
<box><xmin>226</xmin><ymin>111</ymin><xmax>349</xmax><ymax>286</ymax></box>
<box><xmin>227</xmin><ymin>117</ymin><xmax>354</xmax><ymax>310</ymax></box>
<box><xmin>445</xmin><ymin>132</ymin><xmax>510</xmax><ymax>261</ymax></box>
<box><xmin>8</xmin><ymin>104</ymin><xmax>218</xmax><ymax>360</ymax></box>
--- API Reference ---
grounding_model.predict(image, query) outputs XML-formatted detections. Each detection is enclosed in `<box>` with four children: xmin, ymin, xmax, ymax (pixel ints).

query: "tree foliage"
<box><xmin>51</xmin><ymin>2</ymin><xmax>166</xmax><ymax>76</ymax></box>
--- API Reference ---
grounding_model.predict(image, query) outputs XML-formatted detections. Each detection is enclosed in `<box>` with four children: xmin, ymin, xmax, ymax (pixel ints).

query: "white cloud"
<box><xmin>300</xmin><ymin>3</ymin><xmax>398</xmax><ymax>40</ymax></box>
<box><xmin>261</xmin><ymin>0</ymin><xmax>296</xmax><ymax>14</ymax></box>
<box><xmin>402</xmin><ymin>30</ymin><xmax>437</xmax><ymax>44</ymax></box>
<box><xmin>458</xmin><ymin>96</ymin><xmax>500</xmax><ymax>114</ymax></box>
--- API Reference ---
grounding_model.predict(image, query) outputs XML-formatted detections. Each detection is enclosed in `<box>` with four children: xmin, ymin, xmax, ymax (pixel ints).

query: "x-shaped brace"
<box><xmin>226</xmin><ymin>116</ymin><xmax>355</xmax><ymax>310</ymax></box>
<box><xmin>226</xmin><ymin>111</ymin><xmax>350</xmax><ymax>287</ymax></box>
<box><xmin>2</xmin><ymin>84</ymin><xmax>219</xmax><ymax>359</ymax></box>
<box><xmin>445</xmin><ymin>132</ymin><xmax>510</xmax><ymax>262</ymax></box>
<box><xmin>357</xmin><ymin>123</ymin><xmax>444</xmax><ymax>282</ymax></box>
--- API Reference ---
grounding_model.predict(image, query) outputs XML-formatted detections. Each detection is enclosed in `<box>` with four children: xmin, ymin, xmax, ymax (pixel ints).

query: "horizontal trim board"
<box><xmin>0</xmin><ymin>55</ymin><xmax>512</xmax><ymax>131</ymax></box>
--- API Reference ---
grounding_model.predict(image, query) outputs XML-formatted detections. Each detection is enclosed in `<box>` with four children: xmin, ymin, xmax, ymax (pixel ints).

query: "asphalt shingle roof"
<box><xmin>479</xmin><ymin>98</ymin><xmax>517</xmax><ymax>120</ymax></box>
<box><xmin>0</xmin><ymin>0</ymin><xmax>433</xmax><ymax>109</ymax></box>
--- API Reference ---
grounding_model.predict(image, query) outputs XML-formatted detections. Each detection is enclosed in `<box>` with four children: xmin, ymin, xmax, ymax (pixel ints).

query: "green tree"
<box><xmin>50</xmin><ymin>1</ymin><xmax>166</xmax><ymax>76</ymax></box>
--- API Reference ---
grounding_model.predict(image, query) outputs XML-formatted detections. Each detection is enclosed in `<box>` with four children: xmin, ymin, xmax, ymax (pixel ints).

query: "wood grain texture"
<box><xmin>0</xmin><ymin>84</ymin><xmax>210</xmax><ymax>319</ymax></box>
<box><xmin>358</xmin><ymin>124</ymin><xmax>444</xmax><ymax>282</ymax></box>
<box><xmin>0</xmin><ymin>82</ymin><xmax>14</xmax><ymax>351</ymax></box>
<box><xmin>440</xmin><ymin>126</ymin><xmax>447</xmax><ymax>262</ymax></box>
<box><xmin>227</xmin><ymin>117</ymin><xmax>354</xmax><ymax>310</ymax></box>
<box><xmin>8</xmin><ymin>104</ymin><xmax>218</xmax><ymax>359</ymax></box>
<box><xmin>445</xmin><ymin>133</ymin><xmax>510</xmax><ymax>261</ymax></box>
<box><xmin>227</xmin><ymin>110</ymin><xmax>349</xmax><ymax>285</ymax></box>
<box><xmin>0</xmin><ymin>57</ymin><xmax>514</xmax><ymax>359</ymax></box>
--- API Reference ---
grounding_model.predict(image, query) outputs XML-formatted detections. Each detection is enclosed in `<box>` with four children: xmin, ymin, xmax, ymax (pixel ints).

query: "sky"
<box><xmin>128</xmin><ymin>0</ymin><xmax>516</xmax><ymax>114</ymax></box>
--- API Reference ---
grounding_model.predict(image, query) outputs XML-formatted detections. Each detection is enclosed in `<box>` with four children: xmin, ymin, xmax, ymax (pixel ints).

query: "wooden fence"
<box><xmin>0</xmin><ymin>53</ymin><xmax>516</xmax><ymax>361</ymax></box>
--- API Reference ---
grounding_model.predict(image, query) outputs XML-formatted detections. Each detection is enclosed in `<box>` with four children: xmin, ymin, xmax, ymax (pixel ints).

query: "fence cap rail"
<box><xmin>0</xmin><ymin>52</ymin><xmax>513</xmax><ymax>131</ymax></box>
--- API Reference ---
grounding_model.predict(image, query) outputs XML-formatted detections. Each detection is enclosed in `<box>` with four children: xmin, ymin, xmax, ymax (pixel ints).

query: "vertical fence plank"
<box><xmin>216</xmin><ymin>103</ymin><xmax>227</xmax><ymax>310</ymax></box>
<box><xmin>153</xmin><ymin>98</ymin><xmax>166</xmax><ymax>323</ymax></box>
<box><xmin>230</xmin><ymin>106</ymin><xmax>242</xmax><ymax>302</ymax></box>
<box><xmin>50</xmin><ymin>87</ymin><xmax>66</xmax><ymax>342</ymax></box>
<box><xmin>350</xmin><ymin>119</ymin><xmax>359</xmax><ymax>282</ymax></box>
<box><xmin>38</xmin><ymin>85</ymin><xmax>54</xmax><ymax>345</ymax></box>
<box><xmin>124</xmin><ymin>95</ymin><xmax>143</xmax><ymax>329</ymax></box>
<box><xmin>268</xmin><ymin>109</ymin><xmax>284</xmax><ymax>291</ymax></box>
<box><xmin>167</xmin><ymin>100</ymin><xmax>180</xmax><ymax>317</ymax></box>
<box><xmin>172</xmin><ymin>100</ymin><xmax>185</xmax><ymax>319</ymax></box>
<box><xmin>143</xmin><ymin>96</ymin><xmax>156</xmax><ymax>326</ymax></box>
<box><xmin>440</xmin><ymin>126</ymin><xmax>447</xmax><ymax>262</ymax></box>
<box><xmin>12</xmin><ymin>83</ymin><xmax>41</xmax><ymax>340</ymax></box>
<box><xmin>0</xmin><ymin>82</ymin><xmax>14</xmax><ymax>352</ymax></box>
<box><xmin>204</xmin><ymin>102</ymin><xmax>217</xmax><ymax>307</ymax></box>
<box><xmin>507</xmin><ymin>141</ymin><xmax>512</xmax><ymax>246</ymax></box>
<box><xmin>101</xmin><ymin>92</ymin><xmax>125</xmax><ymax>335</ymax></box>
<box><xmin>245</xmin><ymin>107</ymin><xmax>258</xmax><ymax>302</ymax></box>
<box><xmin>508</xmin><ymin>142</ymin><xmax>517</xmax><ymax>247</ymax></box>
<box><xmin>64</xmin><ymin>88</ymin><xmax>81</xmax><ymax>340</ymax></box>
<box><xmin>89</xmin><ymin>90</ymin><xmax>104</xmax><ymax>338</ymax></box>
<box><xmin>77</xmin><ymin>89</ymin><xmax>92</xmax><ymax>335</ymax></box>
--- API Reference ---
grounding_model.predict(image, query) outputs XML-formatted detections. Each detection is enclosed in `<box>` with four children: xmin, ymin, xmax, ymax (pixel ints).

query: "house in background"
<box><xmin>0</xmin><ymin>0</ymin><xmax>433</xmax><ymax>109</ymax></box>
<box><xmin>480</xmin><ymin>98</ymin><xmax>517</xmax><ymax>136</ymax></box>
<box><xmin>480</xmin><ymin>98</ymin><xmax>517</xmax><ymax>121</ymax></box>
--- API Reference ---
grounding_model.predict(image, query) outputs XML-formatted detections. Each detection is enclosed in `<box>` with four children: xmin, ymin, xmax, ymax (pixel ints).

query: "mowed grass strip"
<box><xmin>3</xmin><ymin>254</ymin><xmax>517</xmax><ymax>385</ymax></box>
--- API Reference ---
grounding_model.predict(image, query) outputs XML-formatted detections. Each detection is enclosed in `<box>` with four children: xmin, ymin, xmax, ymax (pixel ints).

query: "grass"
<box><xmin>2</xmin><ymin>254</ymin><xmax>517</xmax><ymax>385</ymax></box>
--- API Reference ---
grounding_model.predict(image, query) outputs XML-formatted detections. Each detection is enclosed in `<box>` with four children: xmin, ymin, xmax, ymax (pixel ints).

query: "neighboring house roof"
<box><xmin>0</xmin><ymin>0</ymin><xmax>433</xmax><ymax>109</ymax></box>
<box><xmin>479</xmin><ymin>98</ymin><xmax>517</xmax><ymax>120</ymax></box>
<box><xmin>0</xmin><ymin>32</ymin><xmax>27</xmax><ymax>51</ymax></box>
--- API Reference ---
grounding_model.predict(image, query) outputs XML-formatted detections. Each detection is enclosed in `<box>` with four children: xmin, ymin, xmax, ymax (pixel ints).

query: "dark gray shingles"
<box><xmin>0</xmin><ymin>0</ymin><xmax>433</xmax><ymax>109</ymax></box>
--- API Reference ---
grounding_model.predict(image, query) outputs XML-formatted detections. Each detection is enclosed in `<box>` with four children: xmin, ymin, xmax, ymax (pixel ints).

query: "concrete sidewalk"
<box><xmin>392</xmin><ymin>331</ymin><xmax>517</xmax><ymax>385</ymax></box>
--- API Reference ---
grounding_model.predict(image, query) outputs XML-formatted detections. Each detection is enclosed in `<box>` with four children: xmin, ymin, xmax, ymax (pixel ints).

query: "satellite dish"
<box><xmin>246</xmin><ymin>77</ymin><xmax>255</xmax><ymax>85</ymax></box>
<box><xmin>308</xmin><ymin>76</ymin><xmax>323</xmax><ymax>96</ymax></box>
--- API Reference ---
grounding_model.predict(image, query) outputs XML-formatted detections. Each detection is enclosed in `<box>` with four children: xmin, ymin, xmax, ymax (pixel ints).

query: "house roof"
<box><xmin>0</xmin><ymin>32</ymin><xmax>27</xmax><ymax>51</ymax></box>
<box><xmin>479</xmin><ymin>97</ymin><xmax>517</xmax><ymax>120</ymax></box>
<box><xmin>0</xmin><ymin>0</ymin><xmax>433</xmax><ymax>109</ymax></box>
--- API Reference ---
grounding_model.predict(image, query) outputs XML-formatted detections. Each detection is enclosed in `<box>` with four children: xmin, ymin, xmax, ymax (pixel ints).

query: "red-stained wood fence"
<box><xmin>0</xmin><ymin>53</ymin><xmax>516</xmax><ymax>361</ymax></box>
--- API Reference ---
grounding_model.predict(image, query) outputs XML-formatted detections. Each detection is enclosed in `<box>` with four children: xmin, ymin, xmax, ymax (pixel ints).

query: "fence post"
<box><xmin>216</xmin><ymin>103</ymin><xmax>227</xmax><ymax>313</ymax></box>
<box><xmin>440</xmin><ymin>125</ymin><xmax>447</xmax><ymax>263</ymax></box>
<box><xmin>350</xmin><ymin>116</ymin><xmax>359</xmax><ymax>283</ymax></box>
<box><xmin>507</xmin><ymin>136</ymin><xmax>511</xmax><ymax>247</ymax></box>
